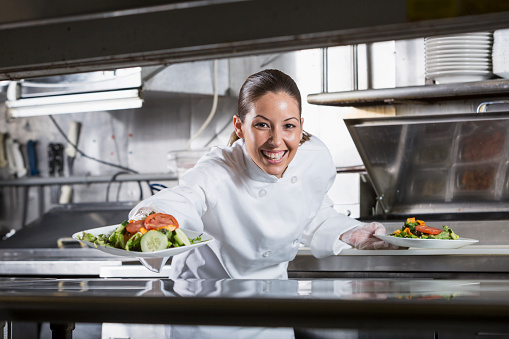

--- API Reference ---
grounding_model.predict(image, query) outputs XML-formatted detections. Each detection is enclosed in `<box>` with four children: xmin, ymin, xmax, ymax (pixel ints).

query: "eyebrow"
<box><xmin>254</xmin><ymin>115</ymin><xmax>300</xmax><ymax>122</ymax></box>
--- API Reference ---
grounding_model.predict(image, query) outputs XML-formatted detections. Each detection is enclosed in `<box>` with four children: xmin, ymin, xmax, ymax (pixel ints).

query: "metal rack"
<box><xmin>0</xmin><ymin>173</ymin><xmax>177</xmax><ymax>187</ymax></box>
<box><xmin>307</xmin><ymin>79</ymin><xmax>509</xmax><ymax>107</ymax></box>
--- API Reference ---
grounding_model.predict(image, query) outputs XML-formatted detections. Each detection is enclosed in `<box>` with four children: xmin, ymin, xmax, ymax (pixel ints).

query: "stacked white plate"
<box><xmin>493</xmin><ymin>29</ymin><xmax>509</xmax><ymax>79</ymax></box>
<box><xmin>425</xmin><ymin>32</ymin><xmax>493</xmax><ymax>84</ymax></box>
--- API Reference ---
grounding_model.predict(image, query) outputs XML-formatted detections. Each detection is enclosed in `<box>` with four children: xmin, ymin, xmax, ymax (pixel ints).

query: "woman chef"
<box><xmin>129</xmin><ymin>69</ymin><xmax>397</xmax><ymax>280</ymax></box>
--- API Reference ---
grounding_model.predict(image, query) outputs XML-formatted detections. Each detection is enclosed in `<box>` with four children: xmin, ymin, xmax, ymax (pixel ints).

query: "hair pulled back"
<box><xmin>228</xmin><ymin>69</ymin><xmax>310</xmax><ymax>146</ymax></box>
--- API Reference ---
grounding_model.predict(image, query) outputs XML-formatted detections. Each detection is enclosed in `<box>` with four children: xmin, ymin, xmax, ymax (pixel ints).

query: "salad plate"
<box><xmin>72</xmin><ymin>224</ymin><xmax>214</xmax><ymax>259</ymax></box>
<box><xmin>375</xmin><ymin>234</ymin><xmax>478</xmax><ymax>249</ymax></box>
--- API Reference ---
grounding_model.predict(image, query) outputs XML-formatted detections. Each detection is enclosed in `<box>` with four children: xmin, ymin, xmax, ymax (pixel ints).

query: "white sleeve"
<box><xmin>128</xmin><ymin>184</ymin><xmax>208</xmax><ymax>234</ymax></box>
<box><xmin>301</xmin><ymin>195</ymin><xmax>363</xmax><ymax>258</ymax></box>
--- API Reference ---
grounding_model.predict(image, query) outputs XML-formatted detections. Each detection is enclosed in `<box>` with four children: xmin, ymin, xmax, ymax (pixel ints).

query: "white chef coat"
<box><xmin>129</xmin><ymin>136</ymin><xmax>363</xmax><ymax>279</ymax></box>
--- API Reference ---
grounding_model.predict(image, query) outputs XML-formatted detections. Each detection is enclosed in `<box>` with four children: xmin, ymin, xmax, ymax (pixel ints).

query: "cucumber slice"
<box><xmin>174</xmin><ymin>228</ymin><xmax>191</xmax><ymax>247</ymax></box>
<box><xmin>140</xmin><ymin>230</ymin><xmax>169</xmax><ymax>252</ymax></box>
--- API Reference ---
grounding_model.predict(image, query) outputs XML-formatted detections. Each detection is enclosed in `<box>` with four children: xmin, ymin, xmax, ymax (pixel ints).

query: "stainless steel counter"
<box><xmin>289</xmin><ymin>245</ymin><xmax>509</xmax><ymax>279</ymax></box>
<box><xmin>2</xmin><ymin>245</ymin><xmax>509</xmax><ymax>280</ymax></box>
<box><xmin>1</xmin><ymin>277</ymin><xmax>509</xmax><ymax>337</ymax></box>
<box><xmin>2</xmin><ymin>219</ymin><xmax>509</xmax><ymax>279</ymax></box>
<box><xmin>0</xmin><ymin>248</ymin><xmax>135</xmax><ymax>276</ymax></box>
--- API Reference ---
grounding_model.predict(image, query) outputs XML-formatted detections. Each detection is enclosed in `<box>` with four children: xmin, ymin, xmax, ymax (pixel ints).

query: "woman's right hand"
<box><xmin>340</xmin><ymin>222</ymin><xmax>401</xmax><ymax>250</ymax></box>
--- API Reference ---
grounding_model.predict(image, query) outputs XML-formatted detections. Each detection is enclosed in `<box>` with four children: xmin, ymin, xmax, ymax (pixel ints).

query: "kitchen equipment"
<box><xmin>345</xmin><ymin>112</ymin><xmax>509</xmax><ymax>216</ymax></box>
<box><xmin>26</xmin><ymin>140</ymin><xmax>39</xmax><ymax>176</ymax></box>
<box><xmin>48</xmin><ymin>143</ymin><xmax>64</xmax><ymax>203</ymax></box>
<box><xmin>0</xmin><ymin>202</ymin><xmax>134</xmax><ymax>250</ymax></box>
<box><xmin>493</xmin><ymin>28</ymin><xmax>509</xmax><ymax>79</ymax></box>
<box><xmin>58</xmin><ymin>121</ymin><xmax>81</xmax><ymax>204</ymax></box>
<box><xmin>172</xmin><ymin>150</ymin><xmax>208</xmax><ymax>178</ymax></box>
<box><xmin>5</xmin><ymin>137</ymin><xmax>27</xmax><ymax>178</ymax></box>
<box><xmin>64</xmin><ymin>121</ymin><xmax>81</xmax><ymax>176</ymax></box>
<box><xmin>0</xmin><ymin>133</ymin><xmax>7</xmax><ymax>168</ymax></box>
<box><xmin>425</xmin><ymin>32</ymin><xmax>494</xmax><ymax>84</ymax></box>
<box><xmin>48</xmin><ymin>143</ymin><xmax>64</xmax><ymax>177</ymax></box>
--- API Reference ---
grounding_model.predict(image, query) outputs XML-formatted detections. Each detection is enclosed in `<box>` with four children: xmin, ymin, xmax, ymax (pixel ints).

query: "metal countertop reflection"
<box><xmin>0</xmin><ymin>278</ymin><xmax>508</xmax><ymax>332</ymax></box>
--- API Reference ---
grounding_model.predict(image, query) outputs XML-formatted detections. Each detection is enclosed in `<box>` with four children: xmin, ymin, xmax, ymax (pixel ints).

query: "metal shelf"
<box><xmin>0</xmin><ymin>173</ymin><xmax>178</xmax><ymax>187</ymax></box>
<box><xmin>307</xmin><ymin>79</ymin><xmax>509</xmax><ymax>107</ymax></box>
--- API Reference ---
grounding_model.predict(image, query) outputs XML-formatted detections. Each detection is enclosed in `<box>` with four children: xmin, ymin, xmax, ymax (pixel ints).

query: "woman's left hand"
<box><xmin>340</xmin><ymin>222</ymin><xmax>400</xmax><ymax>250</ymax></box>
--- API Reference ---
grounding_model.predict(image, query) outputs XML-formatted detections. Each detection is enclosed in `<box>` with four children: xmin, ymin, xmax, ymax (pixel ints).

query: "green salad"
<box><xmin>390</xmin><ymin>217</ymin><xmax>460</xmax><ymax>240</ymax></box>
<box><xmin>78</xmin><ymin>212</ymin><xmax>203</xmax><ymax>252</ymax></box>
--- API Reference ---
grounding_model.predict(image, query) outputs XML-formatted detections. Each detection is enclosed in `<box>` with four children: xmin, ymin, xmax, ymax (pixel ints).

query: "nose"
<box><xmin>269</xmin><ymin>127</ymin><xmax>283</xmax><ymax>147</ymax></box>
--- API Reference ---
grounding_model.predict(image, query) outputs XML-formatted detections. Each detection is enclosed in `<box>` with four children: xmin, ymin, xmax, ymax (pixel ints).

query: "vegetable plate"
<box><xmin>374</xmin><ymin>234</ymin><xmax>478</xmax><ymax>249</ymax></box>
<box><xmin>375</xmin><ymin>217</ymin><xmax>478</xmax><ymax>249</ymax></box>
<box><xmin>72</xmin><ymin>224</ymin><xmax>214</xmax><ymax>258</ymax></box>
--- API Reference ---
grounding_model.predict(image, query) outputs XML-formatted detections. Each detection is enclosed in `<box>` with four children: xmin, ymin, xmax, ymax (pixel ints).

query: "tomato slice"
<box><xmin>415</xmin><ymin>225</ymin><xmax>442</xmax><ymax>235</ymax></box>
<box><xmin>126</xmin><ymin>219</ymin><xmax>145</xmax><ymax>234</ymax></box>
<box><xmin>124</xmin><ymin>232</ymin><xmax>133</xmax><ymax>243</ymax></box>
<box><xmin>144</xmin><ymin>213</ymin><xmax>179</xmax><ymax>231</ymax></box>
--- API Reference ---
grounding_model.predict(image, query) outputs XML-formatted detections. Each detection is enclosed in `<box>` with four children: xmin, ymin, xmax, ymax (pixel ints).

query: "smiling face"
<box><xmin>234</xmin><ymin>91</ymin><xmax>303</xmax><ymax>178</ymax></box>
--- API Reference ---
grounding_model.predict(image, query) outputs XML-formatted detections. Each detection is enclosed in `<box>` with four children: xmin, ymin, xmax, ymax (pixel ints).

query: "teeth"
<box><xmin>262</xmin><ymin>151</ymin><xmax>285</xmax><ymax>160</ymax></box>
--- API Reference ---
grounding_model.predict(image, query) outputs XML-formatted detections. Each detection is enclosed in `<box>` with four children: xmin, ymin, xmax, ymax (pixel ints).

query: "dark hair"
<box><xmin>228</xmin><ymin>69</ymin><xmax>310</xmax><ymax>146</ymax></box>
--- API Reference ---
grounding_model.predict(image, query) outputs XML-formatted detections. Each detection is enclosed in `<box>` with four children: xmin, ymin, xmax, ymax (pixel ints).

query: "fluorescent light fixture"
<box><xmin>6</xmin><ymin>87</ymin><xmax>143</xmax><ymax>117</ymax></box>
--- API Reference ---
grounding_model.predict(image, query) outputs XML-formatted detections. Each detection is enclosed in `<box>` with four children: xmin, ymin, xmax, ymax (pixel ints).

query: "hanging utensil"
<box><xmin>48</xmin><ymin>143</ymin><xmax>64</xmax><ymax>203</ymax></box>
<box><xmin>65</xmin><ymin>121</ymin><xmax>81</xmax><ymax>176</ymax></box>
<box><xmin>0</xmin><ymin>133</ymin><xmax>7</xmax><ymax>168</ymax></box>
<box><xmin>26</xmin><ymin>140</ymin><xmax>39</xmax><ymax>176</ymax></box>
<box><xmin>5</xmin><ymin>138</ymin><xmax>27</xmax><ymax>178</ymax></box>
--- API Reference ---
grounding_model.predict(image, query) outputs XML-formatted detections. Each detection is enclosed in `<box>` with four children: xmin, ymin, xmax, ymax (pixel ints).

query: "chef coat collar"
<box><xmin>237</xmin><ymin>139</ymin><xmax>297</xmax><ymax>183</ymax></box>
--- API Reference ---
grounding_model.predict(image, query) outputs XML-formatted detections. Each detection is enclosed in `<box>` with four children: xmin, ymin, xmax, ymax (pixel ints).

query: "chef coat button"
<box><xmin>262</xmin><ymin>251</ymin><xmax>271</xmax><ymax>257</ymax></box>
<box><xmin>291</xmin><ymin>176</ymin><xmax>298</xmax><ymax>184</ymax></box>
<box><xmin>258</xmin><ymin>189</ymin><xmax>267</xmax><ymax>197</ymax></box>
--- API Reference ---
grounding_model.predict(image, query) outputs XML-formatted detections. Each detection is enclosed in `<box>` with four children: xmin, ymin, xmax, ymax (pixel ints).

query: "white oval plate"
<box><xmin>426</xmin><ymin>62</ymin><xmax>491</xmax><ymax>68</ymax></box>
<box><xmin>72</xmin><ymin>224</ymin><xmax>214</xmax><ymax>258</ymax></box>
<box><xmin>426</xmin><ymin>66</ymin><xmax>492</xmax><ymax>72</ymax></box>
<box><xmin>424</xmin><ymin>36</ymin><xmax>494</xmax><ymax>44</ymax></box>
<box><xmin>375</xmin><ymin>234</ymin><xmax>479</xmax><ymax>249</ymax></box>
<box><xmin>426</xmin><ymin>33</ymin><xmax>492</xmax><ymax>39</ymax></box>
<box><xmin>427</xmin><ymin>69</ymin><xmax>491</xmax><ymax>75</ymax></box>
<box><xmin>425</xmin><ymin>40</ymin><xmax>492</xmax><ymax>45</ymax></box>
<box><xmin>426</xmin><ymin>47</ymin><xmax>491</xmax><ymax>53</ymax></box>
<box><xmin>425</xmin><ymin>43</ymin><xmax>492</xmax><ymax>49</ymax></box>
<box><xmin>426</xmin><ymin>58</ymin><xmax>490</xmax><ymax>63</ymax></box>
<box><xmin>425</xmin><ymin>47</ymin><xmax>491</xmax><ymax>56</ymax></box>
<box><xmin>426</xmin><ymin>60</ymin><xmax>491</xmax><ymax>65</ymax></box>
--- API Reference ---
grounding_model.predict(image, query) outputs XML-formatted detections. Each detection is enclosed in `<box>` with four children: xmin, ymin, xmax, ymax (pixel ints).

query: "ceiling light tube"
<box><xmin>6</xmin><ymin>88</ymin><xmax>143</xmax><ymax>117</ymax></box>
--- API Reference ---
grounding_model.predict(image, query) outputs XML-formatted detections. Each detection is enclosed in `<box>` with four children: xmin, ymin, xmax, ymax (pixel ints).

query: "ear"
<box><xmin>233</xmin><ymin>115</ymin><xmax>244</xmax><ymax>138</ymax></box>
